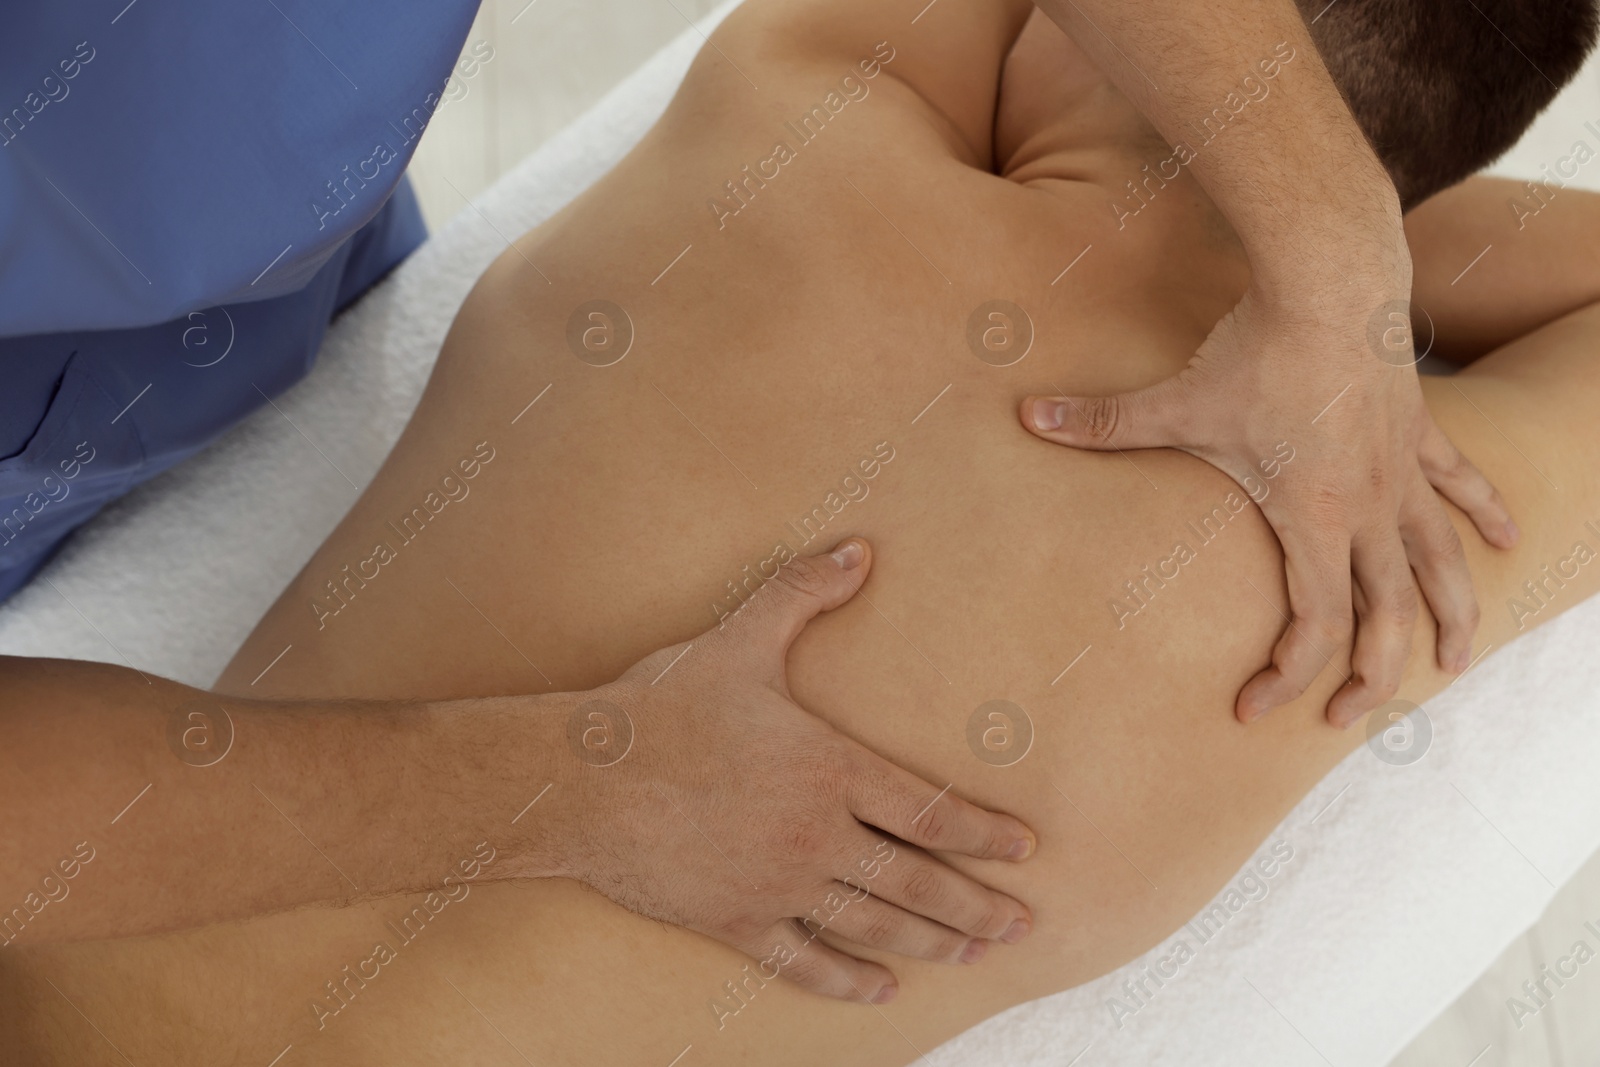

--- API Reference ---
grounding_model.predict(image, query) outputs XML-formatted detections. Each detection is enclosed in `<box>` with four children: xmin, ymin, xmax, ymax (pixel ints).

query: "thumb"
<box><xmin>1021</xmin><ymin>377</ymin><xmax>1188</xmax><ymax>451</ymax></box>
<box><xmin>714</xmin><ymin>538</ymin><xmax>872</xmax><ymax>658</ymax></box>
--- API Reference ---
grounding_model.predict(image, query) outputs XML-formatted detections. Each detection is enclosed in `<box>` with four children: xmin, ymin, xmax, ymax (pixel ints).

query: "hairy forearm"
<box><xmin>1033</xmin><ymin>0</ymin><xmax>1405</xmax><ymax>289</ymax></box>
<box><xmin>1407</xmin><ymin>178</ymin><xmax>1600</xmax><ymax>360</ymax></box>
<box><xmin>0</xmin><ymin>656</ymin><xmax>578</xmax><ymax>945</ymax></box>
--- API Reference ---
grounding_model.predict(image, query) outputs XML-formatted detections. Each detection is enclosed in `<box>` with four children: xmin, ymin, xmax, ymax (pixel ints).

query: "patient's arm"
<box><xmin>1407</xmin><ymin>178</ymin><xmax>1600</xmax><ymax>361</ymax></box>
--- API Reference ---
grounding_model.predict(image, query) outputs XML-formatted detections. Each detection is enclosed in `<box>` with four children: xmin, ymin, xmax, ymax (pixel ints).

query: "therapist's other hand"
<box><xmin>1021</xmin><ymin>279</ymin><xmax>1517</xmax><ymax>729</ymax></box>
<box><xmin>557</xmin><ymin>539</ymin><xmax>1035</xmax><ymax>1004</ymax></box>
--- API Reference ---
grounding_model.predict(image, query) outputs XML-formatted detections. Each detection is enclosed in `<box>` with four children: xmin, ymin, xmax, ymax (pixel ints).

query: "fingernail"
<box><xmin>830</xmin><ymin>540</ymin><xmax>864</xmax><ymax>570</ymax></box>
<box><xmin>1007</xmin><ymin>836</ymin><xmax>1034</xmax><ymax>861</ymax></box>
<box><xmin>1031</xmin><ymin>399</ymin><xmax>1064</xmax><ymax>431</ymax></box>
<box><xmin>1000</xmin><ymin>919</ymin><xmax>1030</xmax><ymax>944</ymax></box>
<box><xmin>1452</xmin><ymin>648</ymin><xmax>1471</xmax><ymax>673</ymax></box>
<box><xmin>872</xmin><ymin>983</ymin><xmax>898</xmax><ymax>1005</ymax></box>
<box><xmin>960</xmin><ymin>939</ymin><xmax>988</xmax><ymax>964</ymax></box>
<box><xmin>1503</xmin><ymin>520</ymin><xmax>1520</xmax><ymax>546</ymax></box>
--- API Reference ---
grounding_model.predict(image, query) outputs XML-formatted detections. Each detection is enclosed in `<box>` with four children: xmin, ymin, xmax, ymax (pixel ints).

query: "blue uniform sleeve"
<box><xmin>0</xmin><ymin>0</ymin><xmax>478</xmax><ymax>338</ymax></box>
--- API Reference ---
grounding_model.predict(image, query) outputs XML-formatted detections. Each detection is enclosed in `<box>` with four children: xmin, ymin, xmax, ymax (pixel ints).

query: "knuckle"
<box><xmin>970</xmin><ymin>818</ymin><xmax>1007</xmax><ymax>859</ymax></box>
<box><xmin>913</xmin><ymin>801</ymin><xmax>951</xmax><ymax>844</ymax></box>
<box><xmin>775</xmin><ymin>557</ymin><xmax>831</xmax><ymax>600</ymax></box>
<box><xmin>974</xmin><ymin>898</ymin><xmax>1014</xmax><ymax>939</ymax></box>
<box><xmin>1272</xmin><ymin>674</ymin><xmax>1313</xmax><ymax>701</ymax></box>
<box><xmin>859</xmin><ymin>910</ymin><xmax>901</xmax><ymax>947</ymax></box>
<box><xmin>1364</xmin><ymin>455</ymin><xmax>1399</xmax><ymax>498</ymax></box>
<box><xmin>1361</xmin><ymin>664</ymin><xmax>1403</xmax><ymax>701</ymax></box>
<box><xmin>1288</xmin><ymin>603</ymin><xmax>1328</xmax><ymax>635</ymax></box>
<box><xmin>1329</xmin><ymin>605</ymin><xmax>1357</xmax><ymax>638</ymax></box>
<box><xmin>1077</xmin><ymin>396</ymin><xmax>1122</xmax><ymax>442</ymax></box>
<box><xmin>935</xmin><ymin>931</ymin><xmax>971</xmax><ymax>962</ymax></box>
<box><xmin>1475</xmin><ymin>488</ymin><xmax>1514</xmax><ymax>525</ymax></box>
<box><xmin>806</xmin><ymin>747</ymin><xmax>859</xmax><ymax>812</ymax></box>
<box><xmin>1429</xmin><ymin>527</ymin><xmax>1467</xmax><ymax>568</ymax></box>
<box><xmin>1380</xmin><ymin>586</ymin><xmax>1420</xmax><ymax>625</ymax></box>
<box><xmin>1300</xmin><ymin>612</ymin><xmax>1352</xmax><ymax>652</ymax></box>
<box><xmin>780</xmin><ymin>948</ymin><xmax>824</xmax><ymax>987</ymax></box>
<box><xmin>723</xmin><ymin>912</ymin><xmax>769</xmax><ymax>946</ymax></box>
<box><xmin>1352</xmin><ymin>646</ymin><xmax>1404</xmax><ymax>697</ymax></box>
<box><xmin>814</xmin><ymin>741</ymin><xmax>858</xmax><ymax>788</ymax></box>
<box><xmin>1301</xmin><ymin>484</ymin><xmax>1355</xmax><ymax>525</ymax></box>
<box><xmin>1424</xmin><ymin>437</ymin><xmax>1468</xmax><ymax>478</ymax></box>
<box><xmin>778</xmin><ymin>816</ymin><xmax>834</xmax><ymax>863</ymax></box>
<box><xmin>900</xmin><ymin>864</ymin><xmax>948</xmax><ymax>912</ymax></box>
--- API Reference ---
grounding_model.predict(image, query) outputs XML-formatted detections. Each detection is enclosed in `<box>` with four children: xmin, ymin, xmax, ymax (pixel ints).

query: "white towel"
<box><xmin>4</xmin><ymin>6</ymin><xmax>1598</xmax><ymax>1063</ymax></box>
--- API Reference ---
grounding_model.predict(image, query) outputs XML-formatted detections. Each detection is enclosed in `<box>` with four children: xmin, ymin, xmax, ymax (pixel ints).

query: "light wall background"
<box><xmin>405</xmin><ymin>0</ymin><xmax>722</xmax><ymax>231</ymax></box>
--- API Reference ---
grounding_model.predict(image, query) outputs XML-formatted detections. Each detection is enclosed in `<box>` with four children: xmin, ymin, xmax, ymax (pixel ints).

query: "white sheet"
<box><xmin>4</xmin><ymin>5</ymin><xmax>1599</xmax><ymax>1063</ymax></box>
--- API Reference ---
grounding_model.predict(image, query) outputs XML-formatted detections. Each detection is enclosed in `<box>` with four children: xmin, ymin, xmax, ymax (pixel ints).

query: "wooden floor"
<box><xmin>403</xmin><ymin>6</ymin><xmax>1600</xmax><ymax>1062</ymax></box>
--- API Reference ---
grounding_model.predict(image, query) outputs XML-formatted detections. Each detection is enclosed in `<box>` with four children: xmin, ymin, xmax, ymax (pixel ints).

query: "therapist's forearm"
<box><xmin>0</xmin><ymin>656</ymin><xmax>579</xmax><ymax>945</ymax></box>
<box><xmin>1033</xmin><ymin>0</ymin><xmax>1406</xmax><ymax>288</ymax></box>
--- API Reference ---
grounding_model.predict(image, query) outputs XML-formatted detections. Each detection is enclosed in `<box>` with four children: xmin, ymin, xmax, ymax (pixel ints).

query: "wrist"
<box><xmin>1245</xmin><ymin>220</ymin><xmax>1412</xmax><ymax>317</ymax></box>
<box><xmin>309</xmin><ymin>690</ymin><xmax>586</xmax><ymax>897</ymax></box>
<box><xmin>423</xmin><ymin>690</ymin><xmax>590</xmax><ymax>885</ymax></box>
<box><xmin>1237</xmin><ymin>175</ymin><xmax>1409</xmax><ymax>301</ymax></box>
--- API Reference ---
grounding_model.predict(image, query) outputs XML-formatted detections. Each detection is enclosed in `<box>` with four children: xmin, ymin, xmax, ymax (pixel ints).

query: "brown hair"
<box><xmin>1298</xmin><ymin>0</ymin><xmax>1599</xmax><ymax>206</ymax></box>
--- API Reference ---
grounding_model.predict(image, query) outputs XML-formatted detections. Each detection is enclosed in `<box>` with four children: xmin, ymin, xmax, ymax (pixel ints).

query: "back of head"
<box><xmin>1298</xmin><ymin>0</ymin><xmax>1600</xmax><ymax>207</ymax></box>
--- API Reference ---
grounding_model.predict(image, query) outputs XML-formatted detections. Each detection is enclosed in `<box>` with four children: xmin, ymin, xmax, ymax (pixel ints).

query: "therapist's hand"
<box><xmin>553</xmin><ymin>539</ymin><xmax>1035</xmax><ymax>1004</ymax></box>
<box><xmin>1021</xmin><ymin>272</ymin><xmax>1517</xmax><ymax>729</ymax></box>
<box><xmin>1023</xmin><ymin>0</ymin><xmax>1523</xmax><ymax>729</ymax></box>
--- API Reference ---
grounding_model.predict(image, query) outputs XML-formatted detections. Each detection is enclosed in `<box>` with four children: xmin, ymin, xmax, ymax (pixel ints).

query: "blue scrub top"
<box><xmin>0</xmin><ymin>0</ymin><xmax>480</xmax><ymax>601</ymax></box>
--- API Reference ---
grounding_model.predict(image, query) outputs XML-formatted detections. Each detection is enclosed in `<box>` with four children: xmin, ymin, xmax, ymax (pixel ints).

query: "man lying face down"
<box><xmin>5</xmin><ymin>0</ymin><xmax>1600</xmax><ymax>1064</ymax></box>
